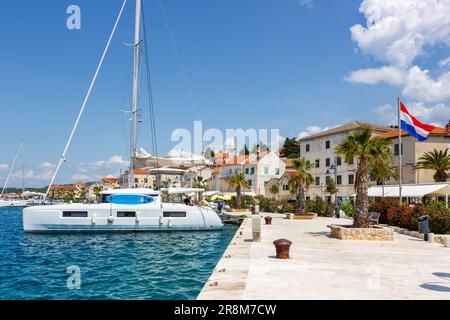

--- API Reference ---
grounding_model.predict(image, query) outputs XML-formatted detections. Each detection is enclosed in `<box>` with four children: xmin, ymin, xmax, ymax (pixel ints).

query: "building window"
<box><xmin>275</xmin><ymin>168</ymin><xmax>280</xmax><ymax>175</ymax></box>
<box><xmin>245</xmin><ymin>168</ymin><xmax>249</xmax><ymax>174</ymax></box>
<box><xmin>264</xmin><ymin>167</ymin><xmax>269</xmax><ymax>175</ymax></box>
<box><xmin>135</xmin><ymin>178</ymin><xmax>138</xmax><ymax>183</ymax></box>
<box><xmin>283</xmin><ymin>184</ymin><xmax>289</xmax><ymax>191</ymax></box>
<box><xmin>63</xmin><ymin>211</ymin><xmax>88</xmax><ymax>218</ymax></box>
<box><xmin>315</xmin><ymin>177</ymin><xmax>320</xmax><ymax>185</ymax></box>
<box><xmin>325</xmin><ymin>140</ymin><xmax>330</xmax><ymax>149</ymax></box>
<box><xmin>348</xmin><ymin>174</ymin><xmax>354</xmax><ymax>185</ymax></box>
<box><xmin>247</xmin><ymin>180</ymin><xmax>252</xmax><ymax>186</ymax></box>
<box><xmin>336</xmin><ymin>157</ymin><xmax>342</xmax><ymax>166</ymax></box>
<box><xmin>326</xmin><ymin>158</ymin><xmax>330</xmax><ymax>167</ymax></box>
<box><xmin>336</xmin><ymin>175</ymin><xmax>342</xmax><ymax>185</ymax></box>
<box><xmin>394</xmin><ymin>143</ymin><xmax>403</xmax><ymax>156</ymax></box>
<box><xmin>250</xmin><ymin>167</ymin><xmax>255</xmax><ymax>175</ymax></box>
<box><xmin>315</xmin><ymin>159</ymin><xmax>320</xmax><ymax>168</ymax></box>
<box><xmin>163</xmin><ymin>211</ymin><xmax>187</xmax><ymax>218</ymax></box>
<box><xmin>306</xmin><ymin>144</ymin><xmax>310</xmax><ymax>152</ymax></box>
<box><xmin>117</xmin><ymin>211</ymin><xmax>136</xmax><ymax>218</ymax></box>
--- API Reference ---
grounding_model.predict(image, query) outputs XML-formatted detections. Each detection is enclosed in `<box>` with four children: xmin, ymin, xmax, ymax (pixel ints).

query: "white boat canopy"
<box><xmin>99</xmin><ymin>188</ymin><xmax>160</xmax><ymax>196</ymax></box>
<box><xmin>133</xmin><ymin>148</ymin><xmax>212</xmax><ymax>168</ymax></box>
<box><xmin>160</xmin><ymin>187</ymin><xmax>205</xmax><ymax>194</ymax></box>
<box><xmin>360</xmin><ymin>183</ymin><xmax>450</xmax><ymax>198</ymax></box>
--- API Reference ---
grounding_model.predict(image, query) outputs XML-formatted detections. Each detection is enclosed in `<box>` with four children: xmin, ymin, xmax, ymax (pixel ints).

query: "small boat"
<box><xmin>23</xmin><ymin>188</ymin><xmax>222</xmax><ymax>233</ymax></box>
<box><xmin>0</xmin><ymin>199</ymin><xmax>32</xmax><ymax>208</ymax></box>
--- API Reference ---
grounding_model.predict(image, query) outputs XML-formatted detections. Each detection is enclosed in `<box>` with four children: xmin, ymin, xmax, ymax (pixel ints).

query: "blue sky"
<box><xmin>1</xmin><ymin>0</ymin><xmax>450</xmax><ymax>187</ymax></box>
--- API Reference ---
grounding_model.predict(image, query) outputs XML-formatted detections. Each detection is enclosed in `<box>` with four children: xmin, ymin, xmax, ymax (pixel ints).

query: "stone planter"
<box><xmin>264</xmin><ymin>216</ymin><xmax>272</xmax><ymax>225</ymax></box>
<box><xmin>286</xmin><ymin>213</ymin><xmax>318</xmax><ymax>220</ymax></box>
<box><xmin>328</xmin><ymin>224</ymin><xmax>394</xmax><ymax>241</ymax></box>
<box><xmin>231</xmin><ymin>208</ymin><xmax>250</xmax><ymax>213</ymax></box>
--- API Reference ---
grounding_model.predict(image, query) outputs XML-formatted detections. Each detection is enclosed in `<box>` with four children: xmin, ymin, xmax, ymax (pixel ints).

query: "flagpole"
<box><xmin>397</xmin><ymin>97</ymin><xmax>403</xmax><ymax>206</ymax></box>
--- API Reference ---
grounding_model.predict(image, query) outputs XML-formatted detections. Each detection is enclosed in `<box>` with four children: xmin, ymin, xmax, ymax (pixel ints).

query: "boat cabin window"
<box><xmin>63</xmin><ymin>211</ymin><xmax>88</xmax><ymax>217</ymax></box>
<box><xmin>163</xmin><ymin>211</ymin><xmax>186</xmax><ymax>218</ymax></box>
<box><xmin>117</xmin><ymin>211</ymin><xmax>136</xmax><ymax>217</ymax></box>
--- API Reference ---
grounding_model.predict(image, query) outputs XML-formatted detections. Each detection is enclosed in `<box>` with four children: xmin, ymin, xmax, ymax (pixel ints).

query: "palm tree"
<box><xmin>415</xmin><ymin>149</ymin><xmax>450</xmax><ymax>182</ymax></box>
<box><xmin>269</xmin><ymin>184</ymin><xmax>279</xmax><ymax>200</ymax></box>
<box><xmin>192</xmin><ymin>176</ymin><xmax>209</xmax><ymax>191</ymax></box>
<box><xmin>226</xmin><ymin>173</ymin><xmax>248</xmax><ymax>208</ymax></box>
<box><xmin>369</xmin><ymin>159</ymin><xmax>398</xmax><ymax>199</ymax></box>
<box><xmin>288</xmin><ymin>158</ymin><xmax>314</xmax><ymax>213</ymax></box>
<box><xmin>161</xmin><ymin>178</ymin><xmax>176</xmax><ymax>188</ymax></box>
<box><xmin>335</xmin><ymin>127</ymin><xmax>392</xmax><ymax>227</ymax></box>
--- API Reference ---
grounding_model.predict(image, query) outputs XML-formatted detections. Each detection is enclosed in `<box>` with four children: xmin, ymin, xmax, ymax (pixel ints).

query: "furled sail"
<box><xmin>132</xmin><ymin>148</ymin><xmax>212</xmax><ymax>168</ymax></box>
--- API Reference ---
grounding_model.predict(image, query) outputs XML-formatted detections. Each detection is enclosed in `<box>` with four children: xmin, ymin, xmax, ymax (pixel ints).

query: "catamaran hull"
<box><xmin>23</xmin><ymin>203</ymin><xmax>223</xmax><ymax>233</ymax></box>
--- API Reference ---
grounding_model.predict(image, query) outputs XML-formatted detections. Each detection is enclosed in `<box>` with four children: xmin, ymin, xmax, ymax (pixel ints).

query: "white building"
<box><xmin>298</xmin><ymin>122</ymin><xmax>391</xmax><ymax>201</ymax></box>
<box><xmin>211</xmin><ymin>151</ymin><xmax>286</xmax><ymax>196</ymax></box>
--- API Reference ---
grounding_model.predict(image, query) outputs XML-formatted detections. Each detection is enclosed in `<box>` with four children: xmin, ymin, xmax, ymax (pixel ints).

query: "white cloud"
<box><xmin>0</xmin><ymin>164</ymin><xmax>9</xmax><ymax>171</ymax></box>
<box><xmin>350</xmin><ymin>0</ymin><xmax>450</xmax><ymax>67</ymax></box>
<box><xmin>347</xmin><ymin>0</ymin><xmax>450</xmax><ymax>121</ymax></box>
<box><xmin>439</xmin><ymin>56</ymin><xmax>450</xmax><ymax>68</ymax></box>
<box><xmin>371</xmin><ymin>103</ymin><xmax>396</xmax><ymax>124</ymax></box>
<box><xmin>94</xmin><ymin>155</ymin><xmax>129</xmax><ymax>167</ymax></box>
<box><xmin>345</xmin><ymin>65</ymin><xmax>405</xmax><ymax>85</ymax></box>
<box><xmin>298</xmin><ymin>0</ymin><xmax>314</xmax><ymax>8</ymax></box>
<box><xmin>72</xmin><ymin>173</ymin><xmax>94</xmax><ymax>182</ymax></box>
<box><xmin>298</xmin><ymin>125</ymin><xmax>338</xmax><ymax>139</ymax></box>
<box><xmin>12</xmin><ymin>169</ymin><xmax>53</xmax><ymax>181</ymax></box>
<box><xmin>402</xmin><ymin>66</ymin><xmax>450</xmax><ymax>103</ymax></box>
<box><xmin>39</xmin><ymin>161</ymin><xmax>56</xmax><ymax>170</ymax></box>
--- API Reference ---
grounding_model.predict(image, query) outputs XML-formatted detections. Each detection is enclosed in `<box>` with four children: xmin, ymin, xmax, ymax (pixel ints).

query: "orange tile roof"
<box><xmin>134</xmin><ymin>168</ymin><xmax>148</xmax><ymax>175</ymax></box>
<box><xmin>381</xmin><ymin>127</ymin><xmax>446</xmax><ymax>139</ymax></box>
<box><xmin>102</xmin><ymin>177</ymin><xmax>118</xmax><ymax>184</ymax></box>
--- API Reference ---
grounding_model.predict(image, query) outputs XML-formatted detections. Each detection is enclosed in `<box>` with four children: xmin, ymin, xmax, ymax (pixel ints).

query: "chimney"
<box><xmin>446</xmin><ymin>121</ymin><xmax>450</xmax><ymax>134</ymax></box>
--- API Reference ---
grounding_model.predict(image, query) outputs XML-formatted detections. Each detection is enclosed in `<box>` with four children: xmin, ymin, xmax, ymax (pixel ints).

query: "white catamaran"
<box><xmin>23</xmin><ymin>0</ymin><xmax>223</xmax><ymax>232</ymax></box>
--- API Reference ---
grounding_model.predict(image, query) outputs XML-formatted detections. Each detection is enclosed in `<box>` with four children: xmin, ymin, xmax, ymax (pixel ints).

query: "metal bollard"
<box><xmin>428</xmin><ymin>233</ymin><xmax>435</xmax><ymax>243</ymax></box>
<box><xmin>273</xmin><ymin>239</ymin><xmax>292</xmax><ymax>259</ymax></box>
<box><xmin>264</xmin><ymin>216</ymin><xmax>272</xmax><ymax>225</ymax></box>
<box><xmin>444</xmin><ymin>235</ymin><xmax>450</xmax><ymax>248</ymax></box>
<box><xmin>252</xmin><ymin>215</ymin><xmax>261</xmax><ymax>242</ymax></box>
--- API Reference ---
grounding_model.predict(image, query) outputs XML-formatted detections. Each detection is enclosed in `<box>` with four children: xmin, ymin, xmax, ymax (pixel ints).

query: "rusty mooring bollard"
<box><xmin>273</xmin><ymin>239</ymin><xmax>292</xmax><ymax>259</ymax></box>
<box><xmin>264</xmin><ymin>216</ymin><xmax>272</xmax><ymax>225</ymax></box>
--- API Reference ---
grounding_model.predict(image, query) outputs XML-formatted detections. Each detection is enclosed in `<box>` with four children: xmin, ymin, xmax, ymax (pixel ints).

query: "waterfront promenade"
<box><xmin>198</xmin><ymin>214</ymin><xmax>450</xmax><ymax>300</ymax></box>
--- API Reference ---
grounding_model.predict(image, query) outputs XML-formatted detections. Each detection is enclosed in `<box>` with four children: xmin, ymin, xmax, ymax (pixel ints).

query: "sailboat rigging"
<box><xmin>23</xmin><ymin>0</ymin><xmax>222</xmax><ymax>232</ymax></box>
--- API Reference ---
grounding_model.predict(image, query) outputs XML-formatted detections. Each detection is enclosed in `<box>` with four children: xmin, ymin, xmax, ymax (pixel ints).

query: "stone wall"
<box><xmin>329</xmin><ymin>225</ymin><xmax>394</xmax><ymax>241</ymax></box>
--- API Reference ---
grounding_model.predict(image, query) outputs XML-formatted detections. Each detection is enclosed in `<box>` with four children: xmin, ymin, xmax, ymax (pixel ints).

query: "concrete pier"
<box><xmin>198</xmin><ymin>214</ymin><xmax>450</xmax><ymax>300</ymax></box>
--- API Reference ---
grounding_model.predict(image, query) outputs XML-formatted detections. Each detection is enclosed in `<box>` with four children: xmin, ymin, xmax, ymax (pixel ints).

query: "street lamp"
<box><xmin>326</xmin><ymin>158</ymin><xmax>340</xmax><ymax>218</ymax></box>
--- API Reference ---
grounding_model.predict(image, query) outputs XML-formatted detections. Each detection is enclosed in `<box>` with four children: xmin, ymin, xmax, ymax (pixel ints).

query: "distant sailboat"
<box><xmin>0</xmin><ymin>138</ymin><xmax>32</xmax><ymax>208</ymax></box>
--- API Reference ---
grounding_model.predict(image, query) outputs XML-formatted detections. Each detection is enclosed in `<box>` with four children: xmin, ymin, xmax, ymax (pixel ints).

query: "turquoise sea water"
<box><xmin>0</xmin><ymin>207</ymin><xmax>237</xmax><ymax>300</ymax></box>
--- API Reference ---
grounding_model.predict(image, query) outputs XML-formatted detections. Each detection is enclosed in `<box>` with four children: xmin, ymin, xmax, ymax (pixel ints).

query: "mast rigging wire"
<box><xmin>141</xmin><ymin>0</ymin><xmax>159</xmax><ymax>166</ymax></box>
<box><xmin>44</xmin><ymin>0</ymin><xmax>128</xmax><ymax>200</ymax></box>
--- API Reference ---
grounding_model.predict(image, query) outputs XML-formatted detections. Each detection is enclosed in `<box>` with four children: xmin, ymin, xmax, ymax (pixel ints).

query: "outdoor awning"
<box><xmin>363</xmin><ymin>183</ymin><xmax>450</xmax><ymax>198</ymax></box>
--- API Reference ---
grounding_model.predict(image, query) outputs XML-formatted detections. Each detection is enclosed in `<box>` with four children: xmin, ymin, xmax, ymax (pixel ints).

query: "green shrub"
<box><xmin>305</xmin><ymin>198</ymin><xmax>334</xmax><ymax>217</ymax></box>
<box><xmin>255</xmin><ymin>195</ymin><xmax>279</xmax><ymax>213</ymax></box>
<box><xmin>340</xmin><ymin>201</ymin><xmax>355</xmax><ymax>217</ymax></box>
<box><xmin>228</xmin><ymin>195</ymin><xmax>254</xmax><ymax>209</ymax></box>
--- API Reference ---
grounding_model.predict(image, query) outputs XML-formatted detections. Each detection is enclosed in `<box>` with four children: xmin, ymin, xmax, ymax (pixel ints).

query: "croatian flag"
<box><xmin>400</xmin><ymin>101</ymin><xmax>435</xmax><ymax>141</ymax></box>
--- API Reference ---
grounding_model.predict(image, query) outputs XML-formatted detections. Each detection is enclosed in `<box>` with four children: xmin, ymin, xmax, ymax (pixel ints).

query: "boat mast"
<box><xmin>1</xmin><ymin>137</ymin><xmax>24</xmax><ymax>198</ymax></box>
<box><xmin>129</xmin><ymin>0</ymin><xmax>142</xmax><ymax>188</ymax></box>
